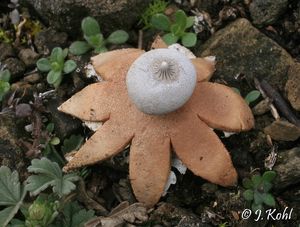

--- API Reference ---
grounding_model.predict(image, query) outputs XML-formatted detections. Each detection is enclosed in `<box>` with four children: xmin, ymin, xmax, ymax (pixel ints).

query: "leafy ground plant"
<box><xmin>51</xmin><ymin>201</ymin><xmax>95</xmax><ymax>227</ymax></box>
<box><xmin>69</xmin><ymin>17</ymin><xmax>129</xmax><ymax>55</ymax></box>
<box><xmin>0</xmin><ymin>158</ymin><xmax>94</xmax><ymax>226</ymax></box>
<box><xmin>42</xmin><ymin>122</ymin><xmax>65</xmax><ymax>167</ymax></box>
<box><xmin>0</xmin><ymin>29</ymin><xmax>13</xmax><ymax>43</ymax></box>
<box><xmin>139</xmin><ymin>0</ymin><xmax>169</xmax><ymax>29</ymax></box>
<box><xmin>25</xmin><ymin>158</ymin><xmax>79</xmax><ymax>198</ymax></box>
<box><xmin>150</xmin><ymin>9</ymin><xmax>196</xmax><ymax>47</ymax></box>
<box><xmin>0</xmin><ymin>166</ymin><xmax>26</xmax><ymax>226</ymax></box>
<box><xmin>24</xmin><ymin>195</ymin><xmax>59</xmax><ymax>227</ymax></box>
<box><xmin>61</xmin><ymin>134</ymin><xmax>84</xmax><ymax>154</ymax></box>
<box><xmin>242</xmin><ymin>171</ymin><xmax>277</xmax><ymax>211</ymax></box>
<box><xmin>0</xmin><ymin>69</ymin><xmax>11</xmax><ymax>101</ymax></box>
<box><xmin>36</xmin><ymin>47</ymin><xmax>77</xmax><ymax>88</ymax></box>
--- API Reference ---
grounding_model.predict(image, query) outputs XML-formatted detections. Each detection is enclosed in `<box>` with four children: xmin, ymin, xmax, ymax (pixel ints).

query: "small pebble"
<box><xmin>24</xmin><ymin>73</ymin><xmax>41</xmax><ymax>83</ymax></box>
<box><xmin>18</xmin><ymin>48</ymin><xmax>39</xmax><ymax>67</ymax></box>
<box><xmin>264</xmin><ymin>119</ymin><xmax>300</xmax><ymax>141</ymax></box>
<box><xmin>252</xmin><ymin>99</ymin><xmax>270</xmax><ymax>115</ymax></box>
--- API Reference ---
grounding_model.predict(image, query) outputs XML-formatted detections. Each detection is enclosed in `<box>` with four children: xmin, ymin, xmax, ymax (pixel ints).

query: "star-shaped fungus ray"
<box><xmin>91</xmin><ymin>48</ymin><xmax>145</xmax><ymax>81</ymax></box>
<box><xmin>188</xmin><ymin>82</ymin><xmax>255</xmax><ymax>132</ymax></box>
<box><xmin>63</xmin><ymin>118</ymin><xmax>134</xmax><ymax>171</ymax></box>
<box><xmin>129</xmin><ymin>129</ymin><xmax>171</xmax><ymax>207</ymax></box>
<box><xmin>192</xmin><ymin>58</ymin><xmax>216</xmax><ymax>82</ymax></box>
<box><xmin>170</xmin><ymin>109</ymin><xmax>237</xmax><ymax>187</ymax></box>
<box><xmin>58</xmin><ymin>82</ymin><xmax>113</xmax><ymax>122</ymax></box>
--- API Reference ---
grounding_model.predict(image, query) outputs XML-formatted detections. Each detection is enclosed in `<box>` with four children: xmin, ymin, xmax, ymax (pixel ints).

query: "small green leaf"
<box><xmin>251</xmin><ymin>174</ymin><xmax>262</xmax><ymax>188</ymax></box>
<box><xmin>62</xmin><ymin>48</ymin><xmax>69</xmax><ymax>59</ymax></box>
<box><xmin>181</xmin><ymin>32</ymin><xmax>197</xmax><ymax>47</ymax></box>
<box><xmin>7</xmin><ymin>218</ymin><xmax>24</xmax><ymax>227</ymax></box>
<box><xmin>0</xmin><ymin>81</ymin><xmax>10</xmax><ymax>101</ymax></box>
<box><xmin>242</xmin><ymin>178</ymin><xmax>253</xmax><ymax>189</ymax></box>
<box><xmin>62</xmin><ymin>134</ymin><xmax>84</xmax><ymax>154</ymax></box>
<box><xmin>151</xmin><ymin>13</ymin><xmax>171</xmax><ymax>31</ymax></box>
<box><xmin>47</xmin><ymin>70</ymin><xmax>62</xmax><ymax>85</ymax></box>
<box><xmin>162</xmin><ymin>33</ymin><xmax>178</xmax><ymax>45</ymax></box>
<box><xmin>69</xmin><ymin>41</ymin><xmax>92</xmax><ymax>55</ymax></box>
<box><xmin>0</xmin><ymin>69</ymin><xmax>11</xmax><ymax>82</ymax></box>
<box><xmin>51</xmin><ymin>201</ymin><xmax>95</xmax><ymax>227</ymax></box>
<box><xmin>52</xmin><ymin>77</ymin><xmax>62</xmax><ymax>89</ymax></box>
<box><xmin>81</xmin><ymin>17</ymin><xmax>100</xmax><ymax>37</ymax></box>
<box><xmin>50</xmin><ymin>137</ymin><xmax>60</xmax><ymax>145</ymax></box>
<box><xmin>243</xmin><ymin>189</ymin><xmax>254</xmax><ymax>201</ymax></box>
<box><xmin>51</xmin><ymin>62</ymin><xmax>62</xmax><ymax>72</ymax></box>
<box><xmin>170</xmin><ymin>24</ymin><xmax>183</xmax><ymax>36</ymax></box>
<box><xmin>25</xmin><ymin>158</ymin><xmax>79</xmax><ymax>197</ymax></box>
<box><xmin>0</xmin><ymin>166</ymin><xmax>27</xmax><ymax>226</ymax></box>
<box><xmin>46</xmin><ymin>123</ymin><xmax>54</xmax><ymax>133</ymax></box>
<box><xmin>245</xmin><ymin>90</ymin><xmax>260</xmax><ymax>104</ymax></box>
<box><xmin>262</xmin><ymin>181</ymin><xmax>273</xmax><ymax>192</ymax></box>
<box><xmin>254</xmin><ymin>191</ymin><xmax>264</xmax><ymax>205</ymax></box>
<box><xmin>94</xmin><ymin>46</ymin><xmax>108</xmax><ymax>53</ymax></box>
<box><xmin>0</xmin><ymin>166</ymin><xmax>22</xmax><ymax>206</ymax></box>
<box><xmin>185</xmin><ymin>16</ymin><xmax>195</xmax><ymax>29</ymax></box>
<box><xmin>262</xmin><ymin>193</ymin><xmax>276</xmax><ymax>207</ymax></box>
<box><xmin>50</xmin><ymin>47</ymin><xmax>64</xmax><ymax>64</ymax></box>
<box><xmin>174</xmin><ymin>10</ymin><xmax>187</xmax><ymax>32</ymax></box>
<box><xmin>107</xmin><ymin>30</ymin><xmax>129</xmax><ymax>44</ymax></box>
<box><xmin>63</xmin><ymin>60</ymin><xmax>77</xmax><ymax>74</ymax></box>
<box><xmin>36</xmin><ymin>58</ymin><xmax>51</xmax><ymax>72</ymax></box>
<box><xmin>251</xmin><ymin>203</ymin><xmax>263</xmax><ymax>212</ymax></box>
<box><xmin>262</xmin><ymin>171</ymin><xmax>276</xmax><ymax>182</ymax></box>
<box><xmin>0</xmin><ymin>207</ymin><xmax>18</xmax><ymax>227</ymax></box>
<box><xmin>85</xmin><ymin>34</ymin><xmax>104</xmax><ymax>49</ymax></box>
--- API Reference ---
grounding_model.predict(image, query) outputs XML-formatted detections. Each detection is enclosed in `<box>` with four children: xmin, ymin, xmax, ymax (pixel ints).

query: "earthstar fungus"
<box><xmin>58</xmin><ymin>41</ymin><xmax>254</xmax><ymax>207</ymax></box>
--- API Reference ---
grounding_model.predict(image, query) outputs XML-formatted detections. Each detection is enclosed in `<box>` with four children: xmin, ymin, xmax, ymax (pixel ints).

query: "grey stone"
<box><xmin>252</xmin><ymin>99</ymin><xmax>270</xmax><ymax>116</ymax></box>
<box><xmin>3</xmin><ymin>57</ymin><xmax>25</xmax><ymax>80</ymax></box>
<box><xmin>23</xmin><ymin>73</ymin><xmax>41</xmax><ymax>83</ymax></box>
<box><xmin>274</xmin><ymin>147</ymin><xmax>300</xmax><ymax>190</ymax></box>
<box><xmin>18</xmin><ymin>48</ymin><xmax>39</xmax><ymax>67</ymax></box>
<box><xmin>24</xmin><ymin>0</ymin><xmax>151</xmax><ymax>38</ymax></box>
<box><xmin>198</xmin><ymin>19</ymin><xmax>295</xmax><ymax>91</ymax></box>
<box><xmin>264</xmin><ymin>119</ymin><xmax>300</xmax><ymax>141</ymax></box>
<box><xmin>15</xmin><ymin>103</ymin><xmax>32</xmax><ymax>118</ymax></box>
<box><xmin>34</xmin><ymin>28</ymin><xmax>68</xmax><ymax>54</ymax></box>
<box><xmin>285</xmin><ymin>63</ymin><xmax>300</xmax><ymax>111</ymax></box>
<box><xmin>249</xmin><ymin>0</ymin><xmax>289</xmax><ymax>26</ymax></box>
<box><xmin>0</xmin><ymin>43</ymin><xmax>15</xmax><ymax>61</ymax></box>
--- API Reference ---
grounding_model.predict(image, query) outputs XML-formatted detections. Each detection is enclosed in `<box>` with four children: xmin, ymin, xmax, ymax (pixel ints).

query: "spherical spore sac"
<box><xmin>126</xmin><ymin>48</ymin><xmax>197</xmax><ymax>115</ymax></box>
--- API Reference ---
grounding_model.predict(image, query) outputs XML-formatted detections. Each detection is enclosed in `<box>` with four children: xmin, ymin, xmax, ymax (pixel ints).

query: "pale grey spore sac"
<box><xmin>126</xmin><ymin>48</ymin><xmax>197</xmax><ymax>115</ymax></box>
